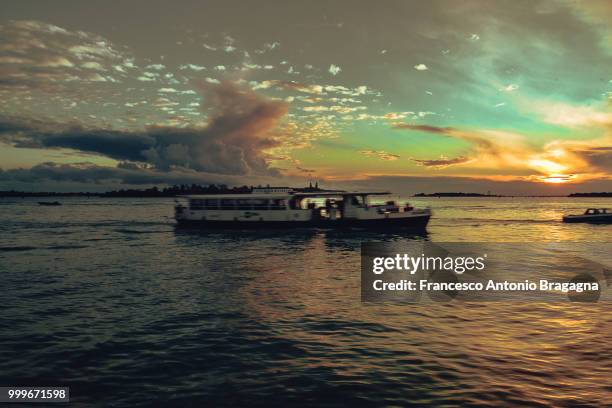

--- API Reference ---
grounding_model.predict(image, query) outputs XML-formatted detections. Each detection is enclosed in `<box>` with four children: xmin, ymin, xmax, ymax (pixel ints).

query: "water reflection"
<box><xmin>2</xmin><ymin>197</ymin><xmax>611</xmax><ymax>406</ymax></box>
<box><xmin>174</xmin><ymin>225</ymin><xmax>429</xmax><ymax>253</ymax></box>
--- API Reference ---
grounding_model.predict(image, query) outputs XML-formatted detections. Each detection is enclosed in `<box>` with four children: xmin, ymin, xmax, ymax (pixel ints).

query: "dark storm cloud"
<box><xmin>0</xmin><ymin>116</ymin><xmax>32</xmax><ymax>133</ymax></box>
<box><xmin>0</xmin><ymin>162</ymin><xmax>238</xmax><ymax>185</ymax></box>
<box><xmin>0</xmin><ymin>80</ymin><xmax>289</xmax><ymax>176</ymax></box>
<box><xmin>40</xmin><ymin>130</ymin><xmax>153</xmax><ymax>161</ymax></box>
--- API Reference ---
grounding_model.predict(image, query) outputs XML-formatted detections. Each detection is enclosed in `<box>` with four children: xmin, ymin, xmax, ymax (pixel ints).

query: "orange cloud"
<box><xmin>392</xmin><ymin>121</ymin><xmax>612</xmax><ymax>184</ymax></box>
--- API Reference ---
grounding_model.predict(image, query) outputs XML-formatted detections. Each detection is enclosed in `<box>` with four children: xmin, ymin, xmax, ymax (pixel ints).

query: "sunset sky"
<box><xmin>0</xmin><ymin>0</ymin><xmax>611</xmax><ymax>194</ymax></box>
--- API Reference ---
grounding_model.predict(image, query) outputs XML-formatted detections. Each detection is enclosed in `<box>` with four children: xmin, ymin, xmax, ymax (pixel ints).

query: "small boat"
<box><xmin>175</xmin><ymin>187</ymin><xmax>431</xmax><ymax>230</ymax></box>
<box><xmin>563</xmin><ymin>208</ymin><xmax>612</xmax><ymax>224</ymax></box>
<box><xmin>38</xmin><ymin>201</ymin><xmax>61</xmax><ymax>206</ymax></box>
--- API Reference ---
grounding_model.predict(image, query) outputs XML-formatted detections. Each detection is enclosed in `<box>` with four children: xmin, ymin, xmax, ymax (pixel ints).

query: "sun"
<box><xmin>541</xmin><ymin>174</ymin><xmax>574</xmax><ymax>183</ymax></box>
<box><xmin>528</xmin><ymin>157</ymin><xmax>576</xmax><ymax>183</ymax></box>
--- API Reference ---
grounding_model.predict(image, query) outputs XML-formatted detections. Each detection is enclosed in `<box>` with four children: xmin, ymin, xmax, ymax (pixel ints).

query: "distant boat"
<box><xmin>563</xmin><ymin>208</ymin><xmax>612</xmax><ymax>224</ymax></box>
<box><xmin>38</xmin><ymin>201</ymin><xmax>61</xmax><ymax>206</ymax></box>
<box><xmin>175</xmin><ymin>187</ymin><xmax>431</xmax><ymax>229</ymax></box>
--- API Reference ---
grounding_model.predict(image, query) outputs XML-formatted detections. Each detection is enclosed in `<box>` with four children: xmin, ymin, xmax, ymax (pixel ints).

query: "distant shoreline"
<box><xmin>414</xmin><ymin>192</ymin><xmax>501</xmax><ymax>197</ymax></box>
<box><xmin>0</xmin><ymin>184</ymin><xmax>332</xmax><ymax>198</ymax></box>
<box><xmin>414</xmin><ymin>192</ymin><xmax>612</xmax><ymax>198</ymax></box>
<box><xmin>1</xmin><ymin>188</ymin><xmax>611</xmax><ymax>199</ymax></box>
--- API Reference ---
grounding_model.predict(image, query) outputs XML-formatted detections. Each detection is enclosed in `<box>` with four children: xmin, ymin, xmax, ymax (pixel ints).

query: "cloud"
<box><xmin>303</xmin><ymin>105</ymin><xmax>366</xmax><ymax>113</ymax></box>
<box><xmin>0</xmin><ymin>20</ymin><xmax>129</xmax><ymax>91</ymax></box>
<box><xmin>536</xmin><ymin>140</ymin><xmax>612</xmax><ymax>175</ymax></box>
<box><xmin>179</xmin><ymin>63</ymin><xmax>206</xmax><ymax>71</ymax></box>
<box><xmin>393</xmin><ymin>123</ymin><xmax>503</xmax><ymax>157</ymax></box>
<box><xmin>526</xmin><ymin>100</ymin><xmax>612</xmax><ymax>128</ymax></box>
<box><xmin>146</xmin><ymin>63</ymin><xmax>165</xmax><ymax>70</ymax></box>
<box><xmin>392</xmin><ymin>123</ymin><xmax>456</xmax><ymax>134</ymax></box>
<box><xmin>254</xmin><ymin>41</ymin><xmax>280</xmax><ymax>54</ymax></box>
<box><xmin>360</xmin><ymin>150</ymin><xmax>400</xmax><ymax>161</ymax></box>
<box><xmin>0</xmin><ymin>161</ymin><xmax>249</xmax><ymax>186</ymax></box>
<box><xmin>395</xmin><ymin>123</ymin><xmax>526</xmax><ymax>170</ymax></box>
<box><xmin>276</xmin><ymin>81</ymin><xmax>324</xmax><ymax>94</ymax></box>
<box><xmin>328</xmin><ymin>64</ymin><xmax>342</xmax><ymax>75</ymax></box>
<box><xmin>81</xmin><ymin>61</ymin><xmax>105</xmax><ymax>71</ymax></box>
<box><xmin>575</xmin><ymin>146</ymin><xmax>612</xmax><ymax>172</ymax></box>
<box><xmin>396</xmin><ymin>122</ymin><xmax>518</xmax><ymax>164</ymax></box>
<box><xmin>333</xmin><ymin>174</ymin><xmax>612</xmax><ymax>196</ymax></box>
<box><xmin>269</xmin><ymin>81</ymin><xmax>374</xmax><ymax>97</ymax></box>
<box><xmin>412</xmin><ymin>156</ymin><xmax>472</xmax><ymax>168</ymax></box>
<box><xmin>393</xmin><ymin>121</ymin><xmax>612</xmax><ymax>181</ymax></box>
<box><xmin>414</xmin><ymin>64</ymin><xmax>428</xmax><ymax>71</ymax></box>
<box><xmin>500</xmin><ymin>84</ymin><xmax>519</xmax><ymax>92</ymax></box>
<box><xmin>0</xmin><ymin>80</ymin><xmax>289</xmax><ymax>176</ymax></box>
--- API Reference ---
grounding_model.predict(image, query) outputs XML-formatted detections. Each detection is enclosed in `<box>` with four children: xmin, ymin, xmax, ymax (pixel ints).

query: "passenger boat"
<box><xmin>174</xmin><ymin>187</ymin><xmax>431</xmax><ymax>229</ymax></box>
<box><xmin>562</xmin><ymin>208</ymin><xmax>612</xmax><ymax>224</ymax></box>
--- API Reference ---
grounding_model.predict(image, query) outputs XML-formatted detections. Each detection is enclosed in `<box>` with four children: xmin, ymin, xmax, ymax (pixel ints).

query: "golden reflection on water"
<box><xmin>2</xmin><ymin>197</ymin><xmax>611</xmax><ymax>405</ymax></box>
<box><xmin>237</xmin><ymin>232</ymin><xmax>611</xmax><ymax>405</ymax></box>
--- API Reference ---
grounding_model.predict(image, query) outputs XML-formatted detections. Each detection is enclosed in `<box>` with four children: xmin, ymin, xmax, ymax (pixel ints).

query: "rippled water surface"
<box><xmin>1</xmin><ymin>197</ymin><xmax>611</xmax><ymax>406</ymax></box>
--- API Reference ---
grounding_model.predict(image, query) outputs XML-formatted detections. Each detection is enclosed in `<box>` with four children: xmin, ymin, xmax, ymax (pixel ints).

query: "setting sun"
<box><xmin>541</xmin><ymin>174</ymin><xmax>574</xmax><ymax>184</ymax></box>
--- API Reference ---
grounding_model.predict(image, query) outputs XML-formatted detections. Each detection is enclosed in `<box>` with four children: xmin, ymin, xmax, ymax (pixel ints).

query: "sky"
<box><xmin>0</xmin><ymin>0</ymin><xmax>611</xmax><ymax>195</ymax></box>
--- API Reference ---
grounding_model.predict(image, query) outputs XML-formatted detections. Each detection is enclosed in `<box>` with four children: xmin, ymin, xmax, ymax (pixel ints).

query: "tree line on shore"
<box><xmin>0</xmin><ymin>183</ymin><xmax>327</xmax><ymax>197</ymax></box>
<box><xmin>0</xmin><ymin>184</ymin><xmax>252</xmax><ymax>197</ymax></box>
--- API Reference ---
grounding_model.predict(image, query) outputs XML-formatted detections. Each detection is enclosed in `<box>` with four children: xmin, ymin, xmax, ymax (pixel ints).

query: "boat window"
<box><xmin>289</xmin><ymin>198</ymin><xmax>301</xmax><ymax>210</ymax></box>
<box><xmin>191</xmin><ymin>197</ymin><xmax>291</xmax><ymax>210</ymax></box>
<box><xmin>220</xmin><ymin>199</ymin><xmax>235</xmax><ymax>210</ymax></box>
<box><xmin>270</xmin><ymin>199</ymin><xmax>287</xmax><ymax>210</ymax></box>
<box><xmin>189</xmin><ymin>199</ymin><xmax>205</xmax><ymax>210</ymax></box>
<box><xmin>349</xmin><ymin>195</ymin><xmax>366</xmax><ymax>207</ymax></box>
<box><xmin>204</xmin><ymin>199</ymin><xmax>219</xmax><ymax>209</ymax></box>
<box><xmin>235</xmin><ymin>199</ymin><xmax>252</xmax><ymax>210</ymax></box>
<box><xmin>251</xmin><ymin>199</ymin><xmax>269</xmax><ymax>209</ymax></box>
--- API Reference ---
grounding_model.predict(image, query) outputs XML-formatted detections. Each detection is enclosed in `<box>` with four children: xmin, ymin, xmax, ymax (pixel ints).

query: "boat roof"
<box><xmin>180</xmin><ymin>193</ymin><xmax>292</xmax><ymax>199</ymax></box>
<box><xmin>180</xmin><ymin>191</ymin><xmax>392</xmax><ymax>199</ymax></box>
<box><xmin>294</xmin><ymin>191</ymin><xmax>391</xmax><ymax>197</ymax></box>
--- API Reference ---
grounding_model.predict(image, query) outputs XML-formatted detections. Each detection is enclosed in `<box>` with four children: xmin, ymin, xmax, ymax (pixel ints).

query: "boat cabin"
<box><xmin>188</xmin><ymin>196</ymin><xmax>290</xmax><ymax>211</ymax></box>
<box><xmin>177</xmin><ymin>189</ymin><xmax>413</xmax><ymax>220</ymax></box>
<box><xmin>174</xmin><ymin>188</ymin><xmax>431</xmax><ymax>228</ymax></box>
<box><xmin>184</xmin><ymin>191</ymin><xmax>399</xmax><ymax>215</ymax></box>
<box><xmin>584</xmin><ymin>208</ymin><xmax>610</xmax><ymax>215</ymax></box>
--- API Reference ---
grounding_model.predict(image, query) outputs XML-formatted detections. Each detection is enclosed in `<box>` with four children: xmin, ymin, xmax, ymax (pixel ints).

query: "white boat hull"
<box><xmin>176</xmin><ymin>208</ymin><xmax>431</xmax><ymax>230</ymax></box>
